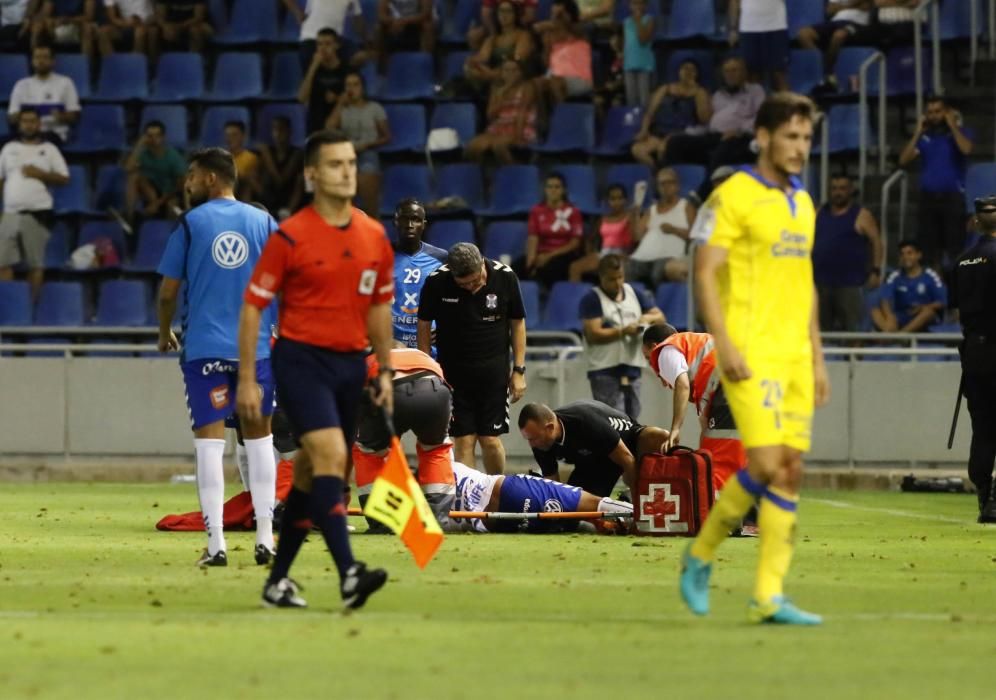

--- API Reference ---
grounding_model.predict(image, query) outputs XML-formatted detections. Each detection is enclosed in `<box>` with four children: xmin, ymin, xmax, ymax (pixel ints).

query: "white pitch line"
<box><xmin>810</xmin><ymin>498</ymin><xmax>968</xmax><ymax>525</ymax></box>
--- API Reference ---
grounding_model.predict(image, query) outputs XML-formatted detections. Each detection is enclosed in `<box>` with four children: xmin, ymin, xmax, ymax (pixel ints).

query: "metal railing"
<box><xmin>858</xmin><ymin>51</ymin><xmax>887</xmax><ymax>193</ymax></box>
<box><xmin>990</xmin><ymin>0</ymin><xmax>995</xmax><ymax>59</ymax></box>
<box><xmin>819</xmin><ymin>110</ymin><xmax>830</xmax><ymax>205</ymax></box>
<box><xmin>913</xmin><ymin>0</ymin><xmax>943</xmax><ymax>117</ymax></box>
<box><xmin>879</xmin><ymin>169</ymin><xmax>909</xmax><ymax>255</ymax></box>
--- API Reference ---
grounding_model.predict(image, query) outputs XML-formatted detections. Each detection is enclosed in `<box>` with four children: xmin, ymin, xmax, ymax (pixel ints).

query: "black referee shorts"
<box><xmin>446</xmin><ymin>363</ymin><xmax>510</xmax><ymax>438</ymax></box>
<box><xmin>356</xmin><ymin>372</ymin><xmax>452</xmax><ymax>450</ymax></box>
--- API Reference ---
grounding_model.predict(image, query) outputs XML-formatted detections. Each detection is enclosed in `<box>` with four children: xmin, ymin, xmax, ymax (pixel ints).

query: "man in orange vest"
<box><xmin>352</xmin><ymin>347</ymin><xmax>459</xmax><ymax>532</ymax></box>
<box><xmin>641</xmin><ymin>323</ymin><xmax>746</xmax><ymax>492</ymax></box>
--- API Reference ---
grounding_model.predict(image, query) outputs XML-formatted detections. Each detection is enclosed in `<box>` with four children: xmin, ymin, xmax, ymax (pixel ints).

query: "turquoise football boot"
<box><xmin>679</xmin><ymin>545</ymin><xmax>712</xmax><ymax>616</ymax></box>
<box><xmin>748</xmin><ymin>596</ymin><xmax>823</xmax><ymax>625</ymax></box>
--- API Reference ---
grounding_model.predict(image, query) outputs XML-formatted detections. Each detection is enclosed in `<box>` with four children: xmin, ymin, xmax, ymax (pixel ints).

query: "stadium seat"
<box><xmin>483</xmin><ymin>221</ymin><xmax>528</xmax><ymax>263</ymax></box>
<box><xmin>92</xmin><ymin>54</ymin><xmax>149</xmax><ymax>101</ymax></box>
<box><xmin>151</xmin><ymin>53</ymin><xmax>205</xmax><ymax>102</ymax></box>
<box><xmin>834</xmin><ymin>47</ymin><xmax>884</xmax><ymax>96</ymax></box>
<box><xmin>670</xmin><ymin>164</ymin><xmax>707</xmax><ymax>200</ymax></box>
<box><xmin>590</xmin><ymin>105</ymin><xmax>642</xmax><ymax>157</ymax></box>
<box><xmin>605</xmin><ymin>164</ymin><xmax>653</xmax><ymax>202</ymax></box>
<box><xmin>266</xmin><ymin>52</ymin><xmax>303</xmax><ymax>100</ymax></box>
<box><xmin>440</xmin><ymin>0</ymin><xmax>481</xmax><ymax>44</ymax></box>
<box><xmin>0</xmin><ymin>117</ymin><xmax>7</xmax><ymax>139</ymax></box>
<box><xmin>35</xmin><ymin>282</ymin><xmax>84</xmax><ymax>326</ymax></box>
<box><xmin>787</xmin><ymin>0</ymin><xmax>824</xmax><ymax>39</ymax></box>
<box><xmin>78</xmin><ymin>221</ymin><xmax>127</xmax><ymax>263</ymax></box>
<box><xmin>965</xmin><ymin>164</ymin><xmax>996</xmax><ymax>213</ymax></box>
<box><xmin>442</xmin><ymin>51</ymin><xmax>471</xmax><ymax>83</ymax></box>
<box><xmin>789</xmin><ymin>49</ymin><xmax>823</xmax><ymax>95</ymax></box>
<box><xmin>430</xmin><ymin>102</ymin><xmax>478</xmax><ymax>147</ymax></box>
<box><xmin>435</xmin><ymin>163</ymin><xmax>486</xmax><ymax>210</ymax></box>
<box><xmin>666</xmin><ymin>2</ymin><xmax>716</xmax><ymax>40</ymax></box>
<box><xmin>656</xmin><ymin>282</ymin><xmax>689</xmax><ymax>330</ymax></box>
<box><xmin>203</xmin><ymin>52</ymin><xmax>263</xmax><ymax>102</ymax></box>
<box><xmin>255</xmin><ymin>103</ymin><xmax>307</xmax><ymax>146</ymax></box>
<box><xmin>56</xmin><ymin>53</ymin><xmax>91</xmax><ymax>99</ymax></box>
<box><xmin>0</xmin><ymin>281</ymin><xmax>32</xmax><ymax>325</ymax></box>
<box><xmin>934</xmin><ymin>0</ymin><xmax>986</xmax><ymax>40</ymax></box>
<box><xmin>140</xmin><ymin>104</ymin><xmax>189</xmax><ymax>148</ymax></box>
<box><xmin>0</xmin><ymin>54</ymin><xmax>28</xmax><ymax>100</ymax></box>
<box><xmin>52</xmin><ymin>165</ymin><xmax>93</xmax><ymax>216</ymax></box>
<box><xmin>200</xmin><ymin>106</ymin><xmax>251</xmax><ymax>147</ymax></box>
<box><xmin>664</xmin><ymin>49</ymin><xmax>716</xmax><ymax>91</ymax></box>
<box><xmin>93</xmin><ymin>280</ymin><xmax>150</xmax><ymax>327</ymax></box>
<box><xmin>213</xmin><ymin>0</ymin><xmax>279</xmax><ymax>44</ymax></box>
<box><xmin>557</xmin><ymin>164</ymin><xmax>599</xmax><ymax>216</ymax></box>
<box><xmin>279</xmin><ymin>6</ymin><xmax>301</xmax><ymax>42</ymax></box>
<box><xmin>358</xmin><ymin>61</ymin><xmax>381</xmax><ymax>99</ymax></box>
<box><xmin>426</xmin><ymin>220</ymin><xmax>475</xmax><ymax>250</ymax></box>
<box><xmin>812</xmin><ymin>104</ymin><xmax>868</xmax><ymax>154</ymax></box>
<box><xmin>540</xmin><ymin>281</ymin><xmax>592</xmax><ymax>333</ymax></box>
<box><xmin>45</xmin><ymin>222</ymin><xmax>70</xmax><ymax>269</ymax></box>
<box><xmin>380</xmin><ymin>52</ymin><xmax>435</xmax><ymax>101</ymax></box>
<box><xmin>380</xmin><ymin>165</ymin><xmax>432</xmax><ymax>215</ymax></box>
<box><xmin>127</xmin><ymin>220</ymin><xmax>175</xmax><ymax>273</ymax></box>
<box><xmin>64</xmin><ymin>105</ymin><xmax>127</xmax><ymax>153</ymax></box>
<box><xmin>481</xmin><ymin>165</ymin><xmax>541</xmax><ymax>217</ymax></box>
<box><xmin>94</xmin><ymin>165</ymin><xmax>127</xmax><ymax>211</ymax></box>
<box><xmin>380</xmin><ymin>103</ymin><xmax>427</xmax><ymax>153</ymax></box>
<box><xmin>519</xmin><ymin>279</ymin><xmax>541</xmax><ymax>330</ymax></box>
<box><xmin>887</xmin><ymin>47</ymin><xmax>931</xmax><ymax>96</ymax></box>
<box><xmin>533</xmin><ymin>102</ymin><xmax>595</xmax><ymax>154</ymax></box>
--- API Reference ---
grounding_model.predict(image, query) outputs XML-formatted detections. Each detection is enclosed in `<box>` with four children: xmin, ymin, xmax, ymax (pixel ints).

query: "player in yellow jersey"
<box><xmin>678</xmin><ymin>93</ymin><xmax>831</xmax><ymax>625</ymax></box>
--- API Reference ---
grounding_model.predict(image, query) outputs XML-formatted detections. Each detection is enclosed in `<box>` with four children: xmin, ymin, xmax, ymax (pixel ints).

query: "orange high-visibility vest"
<box><xmin>649</xmin><ymin>332</ymin><xmax>718</xmax><ymax>414</ymax></box>
<box><xmin>365</xmin><ymin>347</ymin><xmax>444</xmax><ymax>382</ymax></box>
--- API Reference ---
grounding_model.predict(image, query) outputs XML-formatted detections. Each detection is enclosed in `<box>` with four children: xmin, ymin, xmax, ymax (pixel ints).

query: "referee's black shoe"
<box><xmin>262</xmin><ymin>577</ymin><xmax>307</xmax><ymax>608</ymax></box>
<box><xmin>254</xmin><ymin>544</ymin><xmax>275</xmax><ymax>565</ymax></box>
<box><xmin>341</xmin><ymin>562</ymin><xmax>388</xmax><ymax>610</ymax></box>
<box><xmin>978</xmin><ymin>499</ymin><xmax>996</xmax><ymax>524</ymax></box>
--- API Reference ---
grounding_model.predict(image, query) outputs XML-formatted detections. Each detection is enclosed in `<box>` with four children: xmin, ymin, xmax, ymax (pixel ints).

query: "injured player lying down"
<box><xmin>452</xmin><ymin>461</ymin><xmax>632</xmax><ymax>533</ymax></box>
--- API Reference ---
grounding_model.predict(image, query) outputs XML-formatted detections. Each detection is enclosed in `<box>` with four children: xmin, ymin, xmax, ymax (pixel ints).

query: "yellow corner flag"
<box><xmin>362</xmin><ymin>437</ymin><xmax>444</xmax><ymax>569</ymax></box>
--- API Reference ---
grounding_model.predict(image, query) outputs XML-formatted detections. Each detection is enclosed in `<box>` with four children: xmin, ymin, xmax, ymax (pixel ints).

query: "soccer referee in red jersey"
<box><xmin>237</xmin><ymin>130</ymin><xmax>395</xmax><ymax>611</ymax></box>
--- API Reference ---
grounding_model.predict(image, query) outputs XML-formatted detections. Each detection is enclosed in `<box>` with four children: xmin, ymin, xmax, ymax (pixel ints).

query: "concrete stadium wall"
<box><xmin>0</xmin><ymin>356</ymin><xmax>970</xmax><ymax>465</ymax></box>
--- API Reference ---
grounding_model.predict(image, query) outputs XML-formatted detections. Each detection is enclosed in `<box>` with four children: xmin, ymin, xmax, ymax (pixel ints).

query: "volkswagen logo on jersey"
<box><xmin>542</xmin><ymin>499</ymin><xmax>564</xmax><ymax>512</ymax></box>
<box><xmin>212</xmin><ymin>231</ymin><xmax>249</xmax><ymax>269</ymax></box>
<box><xmin>485</xmin><ymin>293</ymin><xmax>498</xmax><ymax>309</ymax></box>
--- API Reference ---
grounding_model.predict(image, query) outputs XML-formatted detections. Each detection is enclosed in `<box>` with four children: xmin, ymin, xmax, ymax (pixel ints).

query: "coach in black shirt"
<box><xmin>518</xmin><ymin>400</ymin><xmax>669</xmax><ymax>497</ymax></box>
<box><xmin>418</xmin><ymin>242</ymin><xmax>527</xmax><ymax>475</ymax></box>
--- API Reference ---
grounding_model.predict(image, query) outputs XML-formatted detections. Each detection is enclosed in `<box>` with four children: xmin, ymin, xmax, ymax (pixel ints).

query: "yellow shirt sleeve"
<box><xmin>697</xmin><ymin>181</ymin><xmax>744</xmax><ymax>251</ymax></box>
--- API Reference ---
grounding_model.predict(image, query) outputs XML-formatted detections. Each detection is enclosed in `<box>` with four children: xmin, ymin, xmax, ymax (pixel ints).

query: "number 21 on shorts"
<box><xmin>760</xmin><ymin>379</ymin><xmax>783</xmax><ymax>429</ymax></box>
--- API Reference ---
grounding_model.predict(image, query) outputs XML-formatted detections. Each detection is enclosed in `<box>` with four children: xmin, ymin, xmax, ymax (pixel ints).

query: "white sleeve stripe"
<box><xmin>248</xmin><ymin>283</ymin><xmax>275</xmax><ymax>300</ymax></box>
<box><xmin>378</xmin><ymin>283</ymin><xmax>394</xmax><ymax>293</ymax></box>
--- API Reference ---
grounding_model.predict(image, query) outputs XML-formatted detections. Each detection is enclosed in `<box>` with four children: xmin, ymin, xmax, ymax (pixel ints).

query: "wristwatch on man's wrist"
<box><xmin>512</xmin><ymin>365</ymin><xmax>526</xmax><ymax>376</ymax></box>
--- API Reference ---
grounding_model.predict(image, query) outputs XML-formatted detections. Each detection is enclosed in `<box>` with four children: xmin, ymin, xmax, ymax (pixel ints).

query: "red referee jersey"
<box><xmin>244</xmin><ymin>205</ymin><xmax>394</xmax><ymax>352</ymax></box>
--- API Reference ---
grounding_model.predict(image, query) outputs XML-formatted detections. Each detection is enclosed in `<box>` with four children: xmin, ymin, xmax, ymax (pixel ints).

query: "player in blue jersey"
<box><xmin>871</xmin><ymin>239</ymin><xmax>947</xmax><ymax>333</ymax></box>
<box><xmin>392</xmin><ymin>198</ymin><xmax>446</xmax><ymax>349</ymax></box>
<box><xmin>156</xmin><ymin>148</ymin><xmax>280</xmax><ymax>568</ymax></box>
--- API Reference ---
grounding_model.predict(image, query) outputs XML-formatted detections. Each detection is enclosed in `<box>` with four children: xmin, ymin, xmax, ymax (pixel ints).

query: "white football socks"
<box><xmin>598</xmin><ymin>497</ymin><xmax>633</xmax><ymax>514</ymax></box>
<box><xmin>245</xmin><ymin>434</ymin><xmax>276</xmax><ymax>548</ymax></box>
<box><xmin>235</xmin><ymin>442</ymin><xmax>250</xmax><ymax>491</ymax></box>
<box><xmin>194</xmin><ymin>438</ymin><xmax>227</xmax><ymax>555</ymax></box>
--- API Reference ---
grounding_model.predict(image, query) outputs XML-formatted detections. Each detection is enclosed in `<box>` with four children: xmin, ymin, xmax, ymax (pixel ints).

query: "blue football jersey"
<box><xmin>393</xmin><ymin>242</ymin><xmax>447</xmax><ymax>348</ymax></box>
<box><xmin>884</xmin><ymin>268</ymin><xmax>947</xmax><ymax>317</ymax></box>
<box><xmin>157</xmin><ymin>198</ymin><xmax>278</xmax><ymax>362</ymax></box>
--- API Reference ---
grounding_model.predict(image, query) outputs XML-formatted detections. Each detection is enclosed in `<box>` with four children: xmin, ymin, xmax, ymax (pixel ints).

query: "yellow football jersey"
<box><xmin>698</xmin><ymin>168</ymin><xmax>815</xmax><ymax>361</ymax></box>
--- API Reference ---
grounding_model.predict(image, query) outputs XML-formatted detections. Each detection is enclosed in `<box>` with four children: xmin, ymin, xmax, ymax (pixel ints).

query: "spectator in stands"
<box><xmin>872</xmin><ymin>240</ymin><xmax>946</xmax><ymax>333</ymax></box>
<box><xmin>0</xmin><ymin>107</ymin><xmax>70</xmax><ymax>301</ymax></box>
<box><xmin>7</xmin><ymin>44</ymin><xmax>80</xmax><ymax>144</ymax></box>
<box><xmin>464</xmin><ymin>1</ymin><xmax>535</xmax><ymax>94</ymax></box>
<box><xmin>467</xmin><ymin>0</ymin><xmax>536</xmax><ymax>51</ymax></box>
<box><xmin>534</xmin><ymin>0</ymin><xmax>592</xmax><ymax>104</ymax></box>
<box><xmin>464</xmin><ymin>58</ymin><xmax>538</xmax><ymax>165</ymax></box>
<box><xmin>299</xmin><ymin>27</ymin><xmax>349</xmax><ymax>134</ymax></box>
<box><xmin>592</xmin><ymin>25</ymin><xmax>623</xmax><ymax>121</ymax></box>
<box><xmin>154</xmin><ymin>0</ymin><xmax>212</xmax><ymax>53</ymax></box>
<box><xmin>569</xmin><ymin>183</ymin><xmax>638</xmax><ymax>282</ymax></box>
<box><xmin>32</xmin><ymin>0</ymin><xmax>97</xmax><ymax>58</ymax></box>
<box><xmin>375</xmin><ymin>0</ymin><xmax>434</xmax><ymax>69</ymax></box>
<box><xmin>899</xmin><ymin>96</ymin><xmax>974</xmax><ymax>269</ymax></box>
<box><xmin>728</xmin><ymin>0</ymin><xmax>788</xmax><ymax>91</ymax></box>
<box><xmin>631</xmin><ymin>59</ymin><xmax>711</xmax><ymax>168</ymax></box>
<box><xmin>123</xmin><ymin>119</ymin><xmax>184</xmax><ymax>223</ymax></box>
<box><xmin>812</xmin><ymin>175</ymin><xmax>883</xmax><ymax>332</ymax></box>
<box><xmin>97</xmin><ymin>0</ymin><xmax>160</xmax><ymax>58</ymax></box>
<box><xmin>0</xmin><ymin>0</ymin><xmax>39</xmax><ymax>52</ymax></box>
<box><xmin>256</xmin><ymin>116</ymin><xmax>304</xmax><ymax>220</ymax></box>
<box><xmin>580</xmin><ymin>254</ymin><xmax>664</xmax><ymax>421</ymax></box>
<box><xmin>846</xmin><ymin>0</ymin><xmax>918</xmax><ymax>49</ymax></box>
<box><xmin>622</xmin><ymin>0</ymin><xmax>654</xmax><ymax>107</ymax></box>
<box><xmin>628</xmin><ymin>167</ymin><xmax>695</xmax><ymax>285</ymax></box>
<box><xmin>664</xmin><ymin>56</ymin><xmax>764</xmax><ymax>196</ymax></box>
<box><xmin>222</xmin><ymin>120</ymin><xmax>260</xmax><ymax>204</ymax></box>
<box><xmin>797</xmin><ymin>0</ymin><xmax>872</xmax><ymax>90</ymax></box>
<box><xmin>576</xmin><ymin>0</ymin><xmax>614</xmax><ymax>33</ymax></box>
<box><xmin>282</xmin><ymin>0</ymin><xmax>367</xmax><ymax>68</ymax></box>
<box><xmin>523</xmin><ymin>172</ymin><xmax>583</xmax><ymax>288</ymax></box>
<box><xmin>325</xmin><ymin>71</ymin><xmax>390</xmax><ymax>215</ymax></box>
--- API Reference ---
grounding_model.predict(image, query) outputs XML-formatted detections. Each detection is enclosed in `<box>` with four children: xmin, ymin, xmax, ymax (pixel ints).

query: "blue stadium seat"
<box><xmin>664</xmin><ymin>49</ymin><xmax>716</xmax><ymax>91</ymax></box>
<box><xmin>78</xmin><ymin>221</ymin><xmax>126</xmax><ymax>264</ymax></box>
<box><xmin>279</xmin><ymin>5</ymin><xmax>301</xmax><ymax>42</ymax></box>
<box><xmin>606</xmin><ymin>164</ymin><xmax>653</xmax><ymax>201</ymax></box>
<box><xmin>92</xmin><ymin>54</ymin><xmax>149</xmax><ymax>101</ymax></box>
<box><xmin>64</xmin><ymin>105</ymin><xmax>126</xmax><ymax>153</ymax></box>
<box><xmin>358</xmin><ymin>61</ymin><xmax>381</xmax><ymax>99</ymax></box>
<box><xmin>435</xmin><ymin>163</ymin><xmax>485</xmax><ymax>210</ymax></box>
<box><xmin>151</xmin><ymin>53</ymin><xmax>205</xmax><ymax>102</ymax></box>
<box><xmin>200</xmin><ymin>106</ymin><xmax>251</xmax><ymax>147</ymax></box>
<box><xmin>255</xmin><ymin>103</ymin><xmax>307</xmax><ymax>146</ymax></box>
<box><xmin>442</xmin><ymin>51</ymin><xmax>471</xmax><ymax>83</ymax></box>
<box><xmin>426</xmin><ymin>220</ymin><xmax>475</xmax><ymax>250</ymax></box>
<box><xmin>0</xmin><ymin>54</ymin><xmax>28</xmax><ymax>100</ymax></box>
<box><xmin>266</xmin><ymin>52</ymin><xmax>303</xmax><ymax>100</ymax></box>
<box><xmin>380</xmin><ymin>165</ymin><xmax>432</xmax><ymax>216</ymax></box>
<box><xmin>666</xmin><ymin>2</ymin><xmax>716</xmax><ymax>40</ymax></box>
<box><xmin>789</xmin><ymin>49</ymin><xmax>823</xmax><ymax>95</ymax></box>
<box><xmin>482</xmin><ymin>165</ymin><xmax>541</xmax><ymax>217</ymax></box>
<box><xmin>45</xmin><ymin>222</ymin><xmax>70</xmax><ymax>269</ymax></box>
<box><xmin>380</xmin><ymin>52</ymin><xmax>435</xmax><ymax>101</ymax></box>
<box><xmin>483</xmin><ymin>221</ymin><xmax>528</xmax><ymax>263</ymax></box>
<box><xmin>52</xmin><ymin>165</ymin><xmax>93</xmax><ymax>216</ymax></box>
<box><xmin>935</xmin><ymin>0</ymin><xmax>987</xmax><ymax>40</ymax></box>
<box><xmin>94</xmin><ymin>165</ymin><xmax>126</xmax><ymax>211</ymax></box>
<box><xmin>430</xmin><ymin>102</ymin><xmax>478</xmax><ymax>147</ymax></box>
<box><xmin>965</xmin><ymin>164</ymin><xmax>996</xmax><ymax>213</ymax></box>
<box><xmin>380</xmin><ymin>103</ymin><xmax>427</xmax><ymax>153</ymax></box>
<box><xmin>0</xmin><ymin>281</ymin><xmax>31</xmax><ymax>325</ymax></box>
<box><xmin>812</xmin><ymin>104</ymin><xmax>867</xmax><ymax>154</ymax></box>
<box><xmin>0</xmin><ymin>117</ymin><xmax>7</xmax><ymax>139</ymax></box>
<box><xmin>94</xmin><ymin>280</ymin><xmax>150</xmax><ymax>327</ymax></box>
<box><xmin>655</xmin><ymin>282</ymin><xmax>689</xmax><ymax>330</ymax></box>
<box><xmin>670</xmin><ymin>164</ymin><xmax>707</xmax><ymax>200</ymax></box>
<box><xmin>557</xmin><ymin>164</ymin><xmax>599</xmax><ymax>216</ymax></box>
<box><xmin>56</xmin><ymin>53</ymin><xmax>91</xmax><ymax>99</ymax></box>
<box><xmin>533</xmin><ymin>102</ymin><xmax>595</xmax><ymax>154</ymax></box>
<box><xmin>35</xmin><ymin>282</ymin><xmax>84</xmax><ymax>326</ymax></box>
<box><xmin>540</xmin><ymin>281</ymin><xmax>592</xmax><ymax>333</ymax></box>
<box><xmin>519</xmin><ymin>279</ymin><xmax>541</xmax><ymax>330</ymax></box>
<box><xmin>834</xmin><ymin>47</ymin><xmax>884</xmax><ymax>96</ymax></box>
<box><xmin>887</xmin><ymin>47</ymin><xmax>931</xmax><ymax>96</ymax></box>
<box><xmin>140</xmin><ymin>104</ymin><xmax>189</xmax><ymax>148</ymax></box>
<box><xmin>440</xmin><ymin>0</ymin><xmax>481</xmax><ymax>44</ymax></box>
<box><xmin>788</xmin><ymin>0</ymin><xmax>825</xmax><ymax>38</ymax></box>
<box><xmin>204</xmin><ymin>52</ymin><xmax>263</xmax><ymax>102</ymax></box>
<box><xmin>214</xmin><ymin>0</ymin><xmax>279</xmax><ymax>43</ymax></box>
<box><xmin>127</xmin><ymin>220</ymin><xmax>175</xmax><ymax>273</ymax></box>
<box><xmin>590</xmin><ymin>105</ymin><xmax>642</xmax><ymax>157</ymax></box>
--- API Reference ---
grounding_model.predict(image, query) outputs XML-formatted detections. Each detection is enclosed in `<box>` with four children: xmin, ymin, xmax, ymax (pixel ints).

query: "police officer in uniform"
<box><xmin>950</xmin><ymin>195</ymin><xmax>996</xmax><ymax>523</ymax></box>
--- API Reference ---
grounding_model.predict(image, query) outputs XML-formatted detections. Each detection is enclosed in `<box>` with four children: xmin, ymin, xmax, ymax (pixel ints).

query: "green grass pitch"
<box><xmin>1</xmin><ymin>483</ymin><xmax>995</xmax><ymax>700</ymax></box>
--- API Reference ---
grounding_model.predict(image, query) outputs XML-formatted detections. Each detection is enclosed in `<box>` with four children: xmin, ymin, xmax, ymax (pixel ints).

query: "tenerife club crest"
<box><xmin>485</xmin><ymin>293</ymin><xmax>498</xmax><ymax>309</ymax></box>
